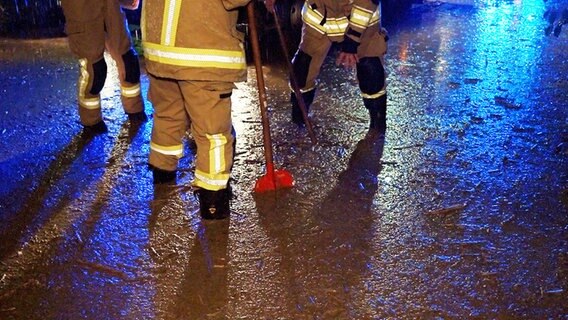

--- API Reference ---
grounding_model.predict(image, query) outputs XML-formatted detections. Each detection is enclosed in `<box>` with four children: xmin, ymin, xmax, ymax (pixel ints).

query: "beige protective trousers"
<box><xmin>299</xmin><ymin>26</ymin><xmax>387</xmax><ymax>93</ymax></box>
<box><xmin>148</xmin><ymin>76</ymin><xmax>235</xmax><ymax>191</ymax></box>
<box><xmin>61</xmin><ymin>0</ymin><xmax>144</xmax><ymax>126</ymax></box>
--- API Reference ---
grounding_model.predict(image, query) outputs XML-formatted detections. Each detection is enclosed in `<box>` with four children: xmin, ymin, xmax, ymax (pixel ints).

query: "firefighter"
<box><xmin>61</xmin><ymin>0</ymin><xmax>147</xmax><ymax>136</ymax></box>
<box><xmin>266</xmin><ymin>0</ymin><xmax>388</xmax><ymax>132</ymax></box>
<box><xmin>141</xmin><ymin>0</ymin><xmax>251</xmax><ymax>219</ymax></box>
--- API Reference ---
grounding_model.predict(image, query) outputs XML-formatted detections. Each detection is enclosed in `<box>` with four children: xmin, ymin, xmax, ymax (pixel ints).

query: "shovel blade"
<box><xmin>254</xmin><ymin>168</ymin><xmax>294</xmax><ymax>193</ymax></box>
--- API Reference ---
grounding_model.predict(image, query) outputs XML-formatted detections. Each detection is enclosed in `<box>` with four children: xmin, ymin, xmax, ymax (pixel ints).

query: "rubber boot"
<box><xmin>81</xmin><ymin>120</ymin><xmax>108</xmax><ymax>139</ymax></box>
<box><xmin>364</xmin><ymin>94</ymin><xmax>387</xmax><ymax>132</ymax></box>
<box><xmin>150</xmin><ymin>165</ymin><xmax>176</xmax><ymax>184</ymax></box>
<box><xmin>127</xmin><ymin>111</ymin><xmax>148</xmax><ymax>124</ymax></box>
<box><xmin>291</xmin><ymin>89</ymin><xmax>315</xmax><ymax>125</ymax></box>
<box><xmin>196</xmin><ymin>188</ymin><xmax>231</xmax><ymax>220</ymax></box>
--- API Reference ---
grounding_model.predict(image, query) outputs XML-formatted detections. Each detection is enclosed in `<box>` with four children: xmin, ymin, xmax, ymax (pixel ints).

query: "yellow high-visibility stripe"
<box><xmin>78</xmin><ymin>58</ymin><xmax>89</xmax><ymax>99</ymax></box>
<box><xmin>162</xmin><ymin>0</ymin><xmax>180</xmax><ymax>45</ymax></box>
<box><xmin>361</xmin><ymin>89</ymin><xmax>386</xmax><ymax>99</ymax></box>
<box><xmin>79</xmin><ymin>59</ymin><xmax>89</xmax><ymax>96</ymax></box>
<box><xmin>121</xmin><ymin>83</ymin><xmax>141</xmax><ymax>97</ymax></box>
<box><xmin>161</xmin><ymin>0</ymin><xmax>170</xmax><ymax>44</ymax></box>
<box><xmin>325</xmin><ymin>18</ymin><xmax>349</xmax><ymax>36</ymax></box>
<box><xmin>369</xmin><ymin>10</ymin><xmax>380</xmax><ymax>26</ymax></box>
<box><xmin>302</xmin><ymin>3</ymin><xmax>349</xmax><ymax>36</ymax></box>
<box><xmin>302</xmin><ymin>4</ymin><xmax>326</xmax><ymax>34</ymax></box>
<box><xmin>170</xmin><ymin>0</ymin><xmax>183</xmax><ymax>44</ymax></box>
<box><xmin>350</xmin><ymin>16</ymin><xmax>379</xmax><ymax>30</ymax></box>
<box><xmin>194</xmin><ymin>169</ymin><xmax>230</xmax><ymax>190</ymax></box>
<box><xmin>150</xmin><ymin>141</ymin><xmax>184</xmax><ymax>157</ymax></box>
<box><xmin>78</xmin><ymin>58</ymin><xmax>101</xmax><ymax>109</ymax></box>
<box><xmin>206</xmin><ymin>133</ymin><xmax>227</xmax><ymax>174</ymax></box>
<box><xmin>143</xmin><ymin>42</ymin><xmax>246</xmax><ymax>70</ymax></box>
<box><xmin>80</xmin><ymin>97</ymin><xmax>101</xmax><ymax>110</ymax></box>
<box><xmin>350</xmin><ymin>5</ymin><xmax>374</xmax><ymax>28</ymax></box>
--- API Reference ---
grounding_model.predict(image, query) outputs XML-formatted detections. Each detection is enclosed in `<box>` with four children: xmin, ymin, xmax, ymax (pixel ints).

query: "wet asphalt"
<box><xmin>1</xmin><ymin>1</ymin><xmax>567</xmax><ymax>319</ymax></box>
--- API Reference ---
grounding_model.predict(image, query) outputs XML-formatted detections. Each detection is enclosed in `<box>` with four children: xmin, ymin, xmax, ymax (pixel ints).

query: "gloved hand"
<box><xmin>337</xmin><ymin>36</ymin><xmax>359</xmax><ymax>68</ymax></box>
<box><xmin>336</xmin><ymin>52</ymin><xmax>359</xmax><ymax>68</ymax></box>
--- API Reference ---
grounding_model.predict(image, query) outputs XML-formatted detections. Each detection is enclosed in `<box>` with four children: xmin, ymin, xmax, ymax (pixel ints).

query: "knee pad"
<box><xmin>356</xmin><ymin>57</ymin><xmax>385</xmax><ymax>95</ymax></box>
<box><xmin>90</xmin><ymin>58</ymin><xmax>107</xmax><ymax>95</ymax></box>
<box><xmin>291</xmin><ymin>50</ymin><xmax>312</xmax><ymax>88</ymax></box>
<box><xmin>122</xmin><ymin>48</ymin><xmax>141</xmax><ymax>84</ymax></box>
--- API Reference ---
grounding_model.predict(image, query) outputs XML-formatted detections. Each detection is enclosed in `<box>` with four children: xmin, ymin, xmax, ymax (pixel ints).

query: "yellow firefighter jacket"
<box><xmin>141</xmin><ymin>0</ymin><xmax>250</xmax><ymax>82</ymax></box>
<box><xmin>301</xmin><ymin>0</ymin><xmax>381</xmax><ymax>44</ymax></box>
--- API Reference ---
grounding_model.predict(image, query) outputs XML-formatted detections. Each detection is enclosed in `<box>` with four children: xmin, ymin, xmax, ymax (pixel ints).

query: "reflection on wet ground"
<box><xmin>1</xmin><ymin>1</ymin><xmax>567</xmax><ymax>318</ymax></box>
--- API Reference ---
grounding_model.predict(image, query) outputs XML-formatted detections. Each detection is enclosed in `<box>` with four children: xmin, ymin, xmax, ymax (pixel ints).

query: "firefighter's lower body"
<box><xmin>147</xmin><ymin>76</ymin><xmax>235</xmax><ymax>219</ymax></box>
<box><xmin>290</xmin><ymin>26</ymin><xmax>388</xmax><ymax>132</ymax></box>
<box><xmin>61</xmin><ymin>0</ymin><xmax>145</xmax><ymax>134</ymax></box>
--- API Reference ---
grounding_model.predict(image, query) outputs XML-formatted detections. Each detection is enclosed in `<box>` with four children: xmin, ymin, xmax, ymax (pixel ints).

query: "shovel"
<box><xmin>271</xmin><ymin>9</ymin><xmax>317</xmax><ymax>144</ymax></box>
<box><xmin>247</xmin><ymin>1</ymin><xmax>294</xmax><ymax>193</ymax></box>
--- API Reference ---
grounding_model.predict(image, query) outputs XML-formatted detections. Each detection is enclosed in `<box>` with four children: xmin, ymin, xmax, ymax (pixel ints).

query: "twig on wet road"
<box><xmin>392</xmin><ymin>143</ymin><xmax>424</xmax><ymax>150</ymax></box>
<box><xmin>76</xmin><ymin>259</ymin><xmax>131</xmax><ymax>281</ymax></box>
<box><xmin>426</xmin><ymin>203</ymin><xmax>467</xmax><ymax>215</ymax></box>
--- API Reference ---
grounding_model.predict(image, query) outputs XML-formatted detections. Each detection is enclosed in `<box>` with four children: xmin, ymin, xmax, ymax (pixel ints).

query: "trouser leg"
<box><xmin>148</xmin><ymin>75</ymin><xmax>187</xmax><ymax>172</ymax></box>
<box><xmin>290</xmin><ymin>28</ymin><xmax>331</xmax><ymax>124</ymax></box>
<box><xmin>356</xmin><ymin>56</ymin><xmax>387</xmax><ymax>131</ymax></box>
<box><xmin>61</xmin><ymin>0</ymin><xmax>107</xmax><ymax>126</ymax></box>
<box><xmin>77</xmin><ymin>57</ymin><xmax>107</xmax><ymax>126</ymax></box>
<box><xmin>104</xmin><ymin>0</ymin><xmax>144</xmax><ymax>115</ymax></box>
<box><xmin>181</xmin><ymin>81</ymin><xmax>235</xmax><ymax>192</ymax></box>
<box><xmin>291</xmin><ymin>89</ymin><xmax>316</xmax><ymax>125</ymax></box>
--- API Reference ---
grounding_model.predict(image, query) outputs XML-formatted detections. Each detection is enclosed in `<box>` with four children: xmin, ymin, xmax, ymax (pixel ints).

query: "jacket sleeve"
<box><xmin>222</xmin><ymin>0</ymin><xmax>252</xmax><ymax>10</ymax></box>
<box><xmin>342</xmin><ymin>0</ymin><xmax>379</xmax><ymax>53</ymax></box>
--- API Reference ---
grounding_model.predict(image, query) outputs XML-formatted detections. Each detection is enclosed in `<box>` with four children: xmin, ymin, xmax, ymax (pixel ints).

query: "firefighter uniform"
<box><xmin>291</xmin><ymin>0</ymin><xmax>388</xmax><ymax>130</ymax></box>
<box><xmin>141</xmin><ymin>0</ymin><xmax>249</xmax><ymax>217</ymax></box>
<box><xmin>61</xmin><ymin>0</ymin><xmax>145</xmax><ymax>127</ymax></box>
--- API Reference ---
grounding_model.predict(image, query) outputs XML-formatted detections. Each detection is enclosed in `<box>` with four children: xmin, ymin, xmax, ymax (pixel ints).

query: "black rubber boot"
<box><xmin>291</xmin><ymin>89</ymin><xmax>315</xmax><ymax>125</ymax></box>
<box><xmin>127</xmin><ymin>111</ymin><xmax>148</xmax><ymax>124</ymax></box>
<box><xmin>364</xmin><ymin>95</ymin><xmax>387</xmax><ymax>132</ymax></box>
<box><xmin>81</xmin><ymin>120</ymin><xmax>108</xmax><ymax>138</ymax></box>
<box><xmin>150</xmin><ymin>165</ymin><xmax>176</xmax><ymax>184</ymax></box>
<box><xmin>196</xmin><ymin>188</ymin><xmax>231</xmax><ymax>220</ymax></box>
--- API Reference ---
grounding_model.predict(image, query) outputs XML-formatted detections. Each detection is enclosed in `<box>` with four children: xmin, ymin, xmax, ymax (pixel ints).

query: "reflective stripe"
<box><xmin>289</xmin><ymin>83</ymin><xmax>316</xmax><ymax>93</ymax></box>
<box><xmin>121</xmin><ymin>83</ymin><xmax>141</xmax><ymax>97</ymax></box>
<box><xmin>302</xmin><ymin>4</ymin><xmax>349</xmax><ymax>36</ymax></box>
<box><xmin>302</xmin><ymin>2</ymin><xmax>380</xmax><ymax>36</ymax></box>
<box><xmin>143</xmin><ymin>42</ymin><xmax>246</xmax><ymax>70</ymax></box>
<box><xmin>350</xmin><ymin>5</ymin><xmax>374</xmax><ymax>29</ymax></box>
<box><xmin>80</xmin><ymin>97</ymin><xmax>101</xmax><ymax>110</ymax></box>
<box><xmin>195</xmin><ymin>169</ymin><xmax>230</xmax><ymax>190</ymax></box>
<box><xmin>78</xmin><ymin>58</ymin><xmax>101</xmax><ymax>109</ymax></box>
<box><xmin>369</xmin><ymin>9</ymin><xmax>380</xmax><ymax>26</ymax></box>
<box><xmin>361</xmin><ymin>89</ymin><xmax>386</xmax><ymax>99</ymax></box>
<box><xmin>302</xmin><ymin>4</ymin><xmax>325</xmax><ymax>34</ymax></box>
<box><xmin>150</xmin><ymin>141</ymin><xmax>184</xmax><ymax>157</ymax></box>
<box><xmin>162</xmin><ymin>0</ymin><xmax>182</xmax><ymax>46</ymax></box>
<box><xmin>325</xmin><ymin>17</ymin><xmax>349</xmax><ymax>36</ymax></box>
<box><xmin>207</xmin><ymin>133</ymin><xmax>227</xmax><ymax>174</ymax></box>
